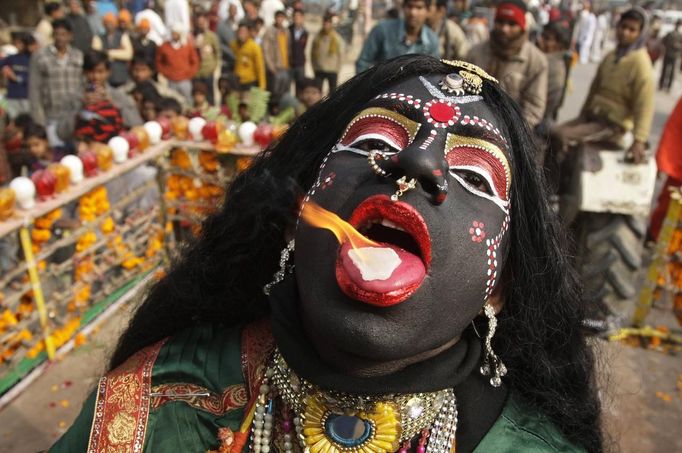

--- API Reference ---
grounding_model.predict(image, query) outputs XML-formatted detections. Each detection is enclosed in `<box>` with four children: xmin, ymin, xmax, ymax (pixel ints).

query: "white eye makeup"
<box><xmin>445</xmin><ymin>134</ymin><xmax>511</xmax><ymax>211</ymax></box>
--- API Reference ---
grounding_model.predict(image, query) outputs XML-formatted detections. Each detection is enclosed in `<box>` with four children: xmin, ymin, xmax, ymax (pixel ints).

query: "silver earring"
<box><xmin>480</xmin><ymin>303</ymin><xmax>507</xmax><ymax>387</ymax></box>
<box><xmin>263</xmin><ymin>239</ymin><xmax>295</xmax><ymax>295</ymax></box>
<box><xmin>368</xmin><ymin>150</ymin><xmax>389</xmax><ymax>177</ymax></box>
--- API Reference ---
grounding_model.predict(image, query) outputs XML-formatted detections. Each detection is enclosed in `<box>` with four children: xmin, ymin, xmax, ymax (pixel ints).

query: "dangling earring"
<box><xmin>480</xmin><ymin>303</ymin><xmax>507</xmax><ymax>387</ymax></box>
<box><xmin>263</xmin><ymin>239</ymin><xmax>295</xmax><ymax>295</ymax></box>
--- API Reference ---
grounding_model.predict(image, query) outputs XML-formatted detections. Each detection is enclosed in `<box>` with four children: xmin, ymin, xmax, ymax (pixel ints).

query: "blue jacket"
<box><xmin>356</xmin><ymin>19</ymin><xmax>439</xmax><ymax>73</ymax></box>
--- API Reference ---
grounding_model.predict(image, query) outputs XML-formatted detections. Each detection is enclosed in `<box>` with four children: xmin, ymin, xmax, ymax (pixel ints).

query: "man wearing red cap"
<box><xmin>466</xmin><ymin>0</ymin><xmax>548</xmax><ymax>128</ymax></box>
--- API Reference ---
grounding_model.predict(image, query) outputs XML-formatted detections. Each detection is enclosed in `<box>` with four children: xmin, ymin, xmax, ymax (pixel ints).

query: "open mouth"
<box><xmin>335</xmin><ymin>195</ymin><xmax>431</xmax><ymax>307</ymax></box>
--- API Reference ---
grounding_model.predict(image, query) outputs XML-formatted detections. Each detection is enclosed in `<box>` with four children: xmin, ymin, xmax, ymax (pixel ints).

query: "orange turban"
<box><xmin>138</xmin><ymin>18</ymin><xmax>151</xmax><ymax>31</ymax></box>
<box><xmin>102</xmin><ymin>12</ymin><xmax>118</xmax><ymax>26</ymax></box>
<box><xmin>118</xmin><ymin>9</ymin><xmax>132</xmax><ymax>25</ymax></box>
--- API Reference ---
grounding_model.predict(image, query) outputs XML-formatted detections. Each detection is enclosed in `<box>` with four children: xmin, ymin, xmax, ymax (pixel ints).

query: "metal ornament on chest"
<box><xmin>250</xmin><ymin>350</ymin><xmax>459</xmax><ymax>453</ymax></box>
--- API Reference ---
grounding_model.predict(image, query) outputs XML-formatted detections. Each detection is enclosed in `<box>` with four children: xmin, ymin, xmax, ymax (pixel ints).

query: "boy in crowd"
<box><xmin>1</xmin><ymin>33</ymin><xmax>37</xmax><ymax>118</ymax></box>
<box><xmin>231</xmin><ymin>21</ymin><xmax>266</xmax><ymax>92</ymax></box>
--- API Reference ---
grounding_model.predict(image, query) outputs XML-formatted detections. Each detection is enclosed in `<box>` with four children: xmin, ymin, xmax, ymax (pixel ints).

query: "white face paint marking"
<box><xmin>349</xmin><ymin>247</ymin><xmax>402</xmax><ymax>281</ymax></box>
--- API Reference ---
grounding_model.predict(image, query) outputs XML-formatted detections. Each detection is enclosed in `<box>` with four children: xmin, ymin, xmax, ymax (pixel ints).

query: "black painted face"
<box><xmin>294</xmin><ymin>74</ymin><xmax>512</xmax><ymax>364</ymax></box>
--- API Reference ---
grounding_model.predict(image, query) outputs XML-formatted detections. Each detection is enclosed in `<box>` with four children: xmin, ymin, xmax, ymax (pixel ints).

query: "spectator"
<box><xmin>131</xmin><ymin>19</ymin><xmax>156</xmax><ymax>67</ymax></box>
<box><xmin>252</xmin><ymin>17</ymin><xmax>266</xmax><ymax>45</ymax></box>
<box><xmin>660</xmin><ymin>20</ymin><xmax>682</xmax><ymax>92</ymax></box>
<box><xmin>118</xmin><ymin>9</ymin><xmax>135</xmax><ymax>35</ymax></box>
<box><xmin>129</xmin><ymin>80</ymin><xmax>161</xmax><ymax>114</ymax></box>
<box><xmin>67</xmin><ymin>0</ymin><xmax>94</xmax><ymax>54</ymax></box>
<box><xmin>551</xmin><ymin>8</ymin><xmax>654</xmax><ymax>167</ymax></box>
<box><xmin>231</xmin><ymin>21</ymin><xmax>266</xmax><ymax>91</ymax></box>
<box><xmin>29</xmin><ymin>19</ymin><xmax>84</xmax><ymax>147</ymax></box>
<box><xmin>158</xmin><ymin>97</ymin><xmax>183</xmax><ymax>120</ymax></box>
<box><xmin>1</xmin><ymin>33</ymin><xmax>36</xmax><ymax>119</ymax></box>
<box><xmin>55</xmin><ymin>50</ymin><xmax>143</xmax><ymax>144</ymax></box>
<box><xmin>140</xmin><ymin>95</ymin><xmax>160</xmax><ymax>122</ymax></box>
<box><xmin>463</xmin><ymin>10</ymin><xmax>489</xmax><ymax>46</ymax></box>
<box><xmin>121</xmin><ymin>57</ymin><xmax>187</xmax><ymax>107</ymax></box>
<box><xmin>243</xmin><ymin>1</ymin><xmax>259</xmax><ymax>23</ymax></box>
<box><xmin>646</xmin><ymin>16</ymin><xmax>664</xmax><ymax>65</ymax></box>
<box><xmin>289</xmin><ymin>9</ymin><xmax>309</xmax><ymax>88</ymax></box>
<box><xmin>35</xmin><ymin>1</ymin><xmax>65</xmax><ymax>48</ymax></box>
<box><xmin>295</xmin><ymin>77</ymin><xmax>322</xmax><ymax>116</ymax></box>
<box><xmin>164</xmin><ymin>0</ymin><xmax>191</xmax><ymax>34</ymax></box>
<box><xmin>92</xmin><ymin>13</ymin><xmax>133</xmax><ymax>87</ymax></box>
<box><xmin>189</xmin><ymin>81</ymin><xmax>226</xmax><ymax>120</ymax></box>
<box><xmin>426</xmin><ymin>0</ymin><xmax>469</xmax><ymax>60</ymax></box>
<box><xmin>538</xmin><ymin>21</ymin><xmax>570</xmax><ymax>128</ymax></box>
<box><xmin>260</xmin><ymin>0</ymin><xmax>285</xmax><ymax>27</ymax></box>
<box><xmin>194</xmin><ymin>10</ymin><xmax>221</xmax><ymax>105</ymax></box>
<box><xmin>311</xmin><ymin>14</ymin><xmax>344</xmax><ymax>92</ymax></box>
<box><xmin>218</xmin><ymin>0</ymin><xmax>245</xmax><ymax>24</ymax></box>
<box><xmin>3</xmin><ymin>114</ymin><xmax>33</xmax><ymax>157</ymax></box>
<box><xmin>156</xmin><ymin>24</ymin><xmax>200</xmax><ymax>103</ymax></box>
<box><xmin>590</xmin><ymin>10</ymin><xmax>609</xmax><ymax>62</ymax></box>
<box><xmin>85</xmin><ymin>0</ymin><xmax>104</xmax><ymax>36</ymax></box>
<box><xmin>8</xmin><ymin>123</ymin><xmax>57</xmax><ymax>177</ymax></box>
<box><xmin>134</xmin><ymin>8</ymin><xmax>167</xmax><ymax>45</ymax></box>
<box><xmin>573</xmin><ymin>1</ymin><xmax>597</xmax><ymax>64</ymax></box>
<box><xmin>467</xmin><ymin>0</ymin><xmax>548</xmax><ymax>128</ymax></box>
<box><xmin>262</xmin><ymin>11</ymin><xmax>291</xmax><ymax>102</ymax></box>
<box><xmin>356</xmin><ymin>0</ymin><xmax>439</xmax><ymax>73</ymax></box>
<box><xmin>68</xmin><ymin>50</ymin><xmax>135</xmax><ymax>143</ymax></box>
<box><xmin>216</xmin><ymin>6</ymin><xmax>237</xmax><ymax>73</ymax></box>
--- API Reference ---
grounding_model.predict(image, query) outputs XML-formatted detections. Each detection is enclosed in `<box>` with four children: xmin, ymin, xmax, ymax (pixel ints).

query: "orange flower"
<box><xmin>171</xmin><ymin>148</ymin><xmax>192</xmax><ymax>169</ymax></box>
<box><xmin>199</xmin><ymin>150</ymin><xmax>219</xmax><ymax>173</ymax></box>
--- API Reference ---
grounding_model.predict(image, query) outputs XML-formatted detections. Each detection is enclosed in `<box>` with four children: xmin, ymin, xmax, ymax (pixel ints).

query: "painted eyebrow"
<box><xmin>445</xmin><ymin>133</ymin><xmax>512</xmax><ymax>196</ymax></box>
<box><xmin>456</xmin><ymin>123</ymin><xmax>510</xmax><ymax>157</ymax></box>
<box><xmin>341</xmin><ymin>105</ymin><xmax>421</xmax><ymax>145</ymax></box>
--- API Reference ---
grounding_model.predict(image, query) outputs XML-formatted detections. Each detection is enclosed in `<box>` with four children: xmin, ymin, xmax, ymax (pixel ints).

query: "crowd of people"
<box><xmin>0</xmin><ymin>0</ymin><xmax>344</xmax><ymax>184</ymax></box>
<box><xmin>0</xmin><ymin>0</ymin><xmax>679</xmax><ymax>190</ymax></box>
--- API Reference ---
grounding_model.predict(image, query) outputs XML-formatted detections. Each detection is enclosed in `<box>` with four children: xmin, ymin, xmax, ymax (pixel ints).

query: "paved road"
<box><xmin>0</xmin><ymin>32</ymin><xmax>680</xmax><ymax>453</ymax></box>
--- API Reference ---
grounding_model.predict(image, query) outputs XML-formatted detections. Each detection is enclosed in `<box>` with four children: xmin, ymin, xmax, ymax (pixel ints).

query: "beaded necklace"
<box><xmin>250</xmin><ymin>349</ymin><xmax>458</xmax><ymax>453</ymax></box>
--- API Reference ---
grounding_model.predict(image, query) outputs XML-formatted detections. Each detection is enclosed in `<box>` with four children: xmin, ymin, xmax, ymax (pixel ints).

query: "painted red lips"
<box><xmin>335</xmin><ymin>195</ymin><xmax>432</xmax><ymax>307</ymax></box>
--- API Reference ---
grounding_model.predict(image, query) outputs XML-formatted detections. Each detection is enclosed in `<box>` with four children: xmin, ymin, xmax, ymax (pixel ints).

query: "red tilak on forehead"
<box><xmin>447</xmin><ymin>146</ymin><xmax>509</xmax><ymax>200</ymax></box>
<box><xmin>423</xmin><ymin>99</ymin><xmax>461</xmax><ymax>128</ymax></box>
<box><xmin>340</xmin><ymin>116</ymin><xmax>410</xmax><ymax>150</ymax></box>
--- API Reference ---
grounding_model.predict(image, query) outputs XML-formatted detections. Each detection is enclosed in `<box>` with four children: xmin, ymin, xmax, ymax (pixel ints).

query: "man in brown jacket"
<box><xmin>261</xmin><ymin>10</ymin><xmax>290</xmax><ymax>102</ymax></box>
<box><xmin>466</xmin><ymin>0</ymin><xmax>548</xmax><ymax>128</ymax></box>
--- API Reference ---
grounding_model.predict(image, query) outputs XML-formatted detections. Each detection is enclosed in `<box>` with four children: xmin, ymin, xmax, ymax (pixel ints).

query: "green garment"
<box><xmin>50</xmin><ymin>323</ymin><xmax>585</xmax><ymax>452</ymax></box>
<box><xmin>196</xmin><ymin>30</ymin><xmax>221</xmax><ymax>78</ymax></box>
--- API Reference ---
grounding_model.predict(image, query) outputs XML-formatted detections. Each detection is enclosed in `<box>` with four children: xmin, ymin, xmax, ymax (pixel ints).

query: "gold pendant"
<box><xmin>302</xmin><ymin>395</ymin><xmax>402</xmax><ymax>453</ymax></box>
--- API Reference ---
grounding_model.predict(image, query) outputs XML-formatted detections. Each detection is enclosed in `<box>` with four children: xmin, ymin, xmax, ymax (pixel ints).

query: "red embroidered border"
<box><xmin>150</xmin><ymin>383</ymin><xmax>248</xmax><ymax>415</ymax></box>
<box><xmin>240</xmin><ymin>319</ymin><xmax>274</xmax><ymax>399</ymax></box>
<box><xmin>87</xmin><ymin>339</ymin><xmax>165</xmax><ymax>453</ymax></box>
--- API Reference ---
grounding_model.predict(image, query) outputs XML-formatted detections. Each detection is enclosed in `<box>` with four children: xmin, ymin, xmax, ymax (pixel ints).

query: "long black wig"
<box><xmin>110</xmin><ymin>56</ymin><xmax>603</xmax><ymax>452</ymax></box>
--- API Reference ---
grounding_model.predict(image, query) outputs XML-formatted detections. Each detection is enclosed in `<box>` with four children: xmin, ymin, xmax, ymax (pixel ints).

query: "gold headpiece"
<box><xmin>441</xmin><ymin>59</ymin><xmax>498</xmax><ymax>84</ymax></box>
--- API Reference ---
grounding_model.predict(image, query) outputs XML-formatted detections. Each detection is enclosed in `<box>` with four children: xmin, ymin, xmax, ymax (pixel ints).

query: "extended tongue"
<box><xmin>336</xmin><ymin>242</ymin><xmax>426</xmax><ymax>306</ymax></box>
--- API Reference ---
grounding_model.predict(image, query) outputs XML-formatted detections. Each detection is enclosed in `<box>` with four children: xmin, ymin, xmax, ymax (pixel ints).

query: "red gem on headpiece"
<box><xmin>429</xmin><ymin>102</ymin><xmax>456</xmax><ymax>123</ymax></box>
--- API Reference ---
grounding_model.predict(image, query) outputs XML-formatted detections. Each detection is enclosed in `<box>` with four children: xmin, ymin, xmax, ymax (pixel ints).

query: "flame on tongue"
<box><xmin>301</xmin><ymin>202</ymin><xmax>402</xmax><ymax>279</ymax></box>
<box><xmin>301</xmin><ymin>201</ymin><xmax>377</xmax><ymax>252</ymax></box>
<box><xmin>301</xmin><ymin>201</ymin><xmax>426</xmax><ymax>306</ymax></box>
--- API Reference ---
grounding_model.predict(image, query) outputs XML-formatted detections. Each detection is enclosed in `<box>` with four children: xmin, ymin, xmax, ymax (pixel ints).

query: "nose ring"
<box><xmin>391</xmin><ymin>176</ymin><xmax>417</xmax><ymax>201</ymax></box>
<box><xmin>368</xmin><ymin>150</ymin><xmax>389</xmax><ymax>177</ymax></box>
